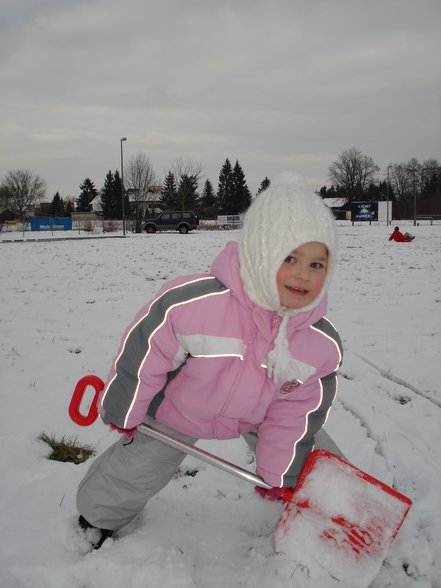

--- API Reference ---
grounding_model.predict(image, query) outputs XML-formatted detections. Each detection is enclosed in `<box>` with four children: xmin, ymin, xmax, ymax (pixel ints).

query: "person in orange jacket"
<box><xmin>389</xmin><ymin>227</ymin><xmax>415</xmax><ymax>242</ymax></box>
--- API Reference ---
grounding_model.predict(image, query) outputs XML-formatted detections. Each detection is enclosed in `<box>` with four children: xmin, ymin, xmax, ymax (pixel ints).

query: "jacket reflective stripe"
<box><xmin>101</xmin><ymin>276</ymin><xmax>229</xmax><ymax>427</ymax></box>
<box><xmin>311</xmin><ymin>317</ymin><xmax>343</xmax><ymax>367</ymax></box>
<box><xmin>281</xmin><ymin>378</ymin><xmax>325</xmax><ymax>483</ymax></box>
<box><xmin>280</xmin><ymin>317</ymin><xmax>342</xmax><ymax>486</ymax></box>
<box><xmin>176</xmin><ymin>333</ymin><xmax>245</xmax><ymax>359</ymax></box>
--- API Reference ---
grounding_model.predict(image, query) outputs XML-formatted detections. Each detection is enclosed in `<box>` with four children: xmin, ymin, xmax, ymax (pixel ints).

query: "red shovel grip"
<box><xmin>69</xmin><ymin>375</ymin><xmax>104</xmax><ymax>426</ymax></box>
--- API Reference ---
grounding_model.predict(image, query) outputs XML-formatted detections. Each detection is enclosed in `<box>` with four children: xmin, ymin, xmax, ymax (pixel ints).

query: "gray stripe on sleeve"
<box><xmin>102</xmin><ymin>276</ymin><xmax>228</xmax><ymax>426</ymax></box>
<box><xmin>282</xmin><ymin>317</ymin><xmax>342</xmax><ymax>487</ymax></box>
<box><xmin>283</xmin><ymin>370</ymin><xmax>339</xmax><ymax>487</ymax></box>
<box><xmin>312</xmin><ymin>317</ymin><xmax>343</xmax><ymax>360</ymax></box>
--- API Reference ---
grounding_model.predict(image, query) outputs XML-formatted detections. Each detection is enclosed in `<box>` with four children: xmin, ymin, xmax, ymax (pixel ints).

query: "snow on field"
<box><xmin>0</xmin><ymin>221</ymin><xmax>440</xmax><ymax>587</ymax></box>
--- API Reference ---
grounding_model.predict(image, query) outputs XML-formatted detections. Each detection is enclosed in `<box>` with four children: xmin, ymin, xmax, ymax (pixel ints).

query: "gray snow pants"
<box><xmin>76</xmin><ymin>416</ymin><xmax>344</xmax><ymax>531</ymax></box>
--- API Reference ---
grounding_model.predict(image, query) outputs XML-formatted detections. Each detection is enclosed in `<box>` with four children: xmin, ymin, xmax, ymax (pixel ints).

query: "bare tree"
<box><xmin>391</xmin><ymin>163</ymin><xmax>414</xmax><ymax>200</ymax></box>
<box><xmin>329</xmin><ymin>147</ymin><xmax>379</xmax><ymax>202</ymax></box>
<box><xmin>2</xmin><ymin>169</ymin><xmax>47</xmax><ymax>220</ymax></box>
<box><xmin>421</xmin><ymin>158</ymin><xmax>440</xmax><ymax>176</ymax></box>
<box><xmin>406</xmin><ymin>158</ymin><xmax>441</xmax><ymax>200</ymax></box>
<box><xmin>421</xmin><ymin>158</ymin><xmax>441</xmax><ymax>198</ymax></box>
<box><xmin>0</xmin><ymin>185</ymin><xmax>11</xmax><ymax>214</ymax></box>
<box><xmin>169</xmin><ymin>157</ymin><xmax>204</xmax><ymax>187</ymax></box>
<box><xmin>125</xmin><ymin>152</ymin><xmax>158</xmax><ymax>232</ymax></box>
<box><xmin>390</xmin><ymin>157</ymin><xmax>440</xmax><ymax>199</ymax></box>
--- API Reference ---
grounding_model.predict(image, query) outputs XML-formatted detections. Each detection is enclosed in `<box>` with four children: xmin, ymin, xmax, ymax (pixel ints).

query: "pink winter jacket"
<box><xmin>99</xmin><ymin>241</ymin><xmax>343</xmax><ymax>488</ymax></box>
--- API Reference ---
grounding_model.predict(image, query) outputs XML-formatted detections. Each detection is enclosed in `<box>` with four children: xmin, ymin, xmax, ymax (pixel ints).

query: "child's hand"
<box><xmin>255</xmin><ymin>486</ymin><xmax>287</xmax><ymax>502</ymax></box>
<box><xmin>108</xmin><ymin>423</ymin><xmax>137</xmax><ymax>439</ymax></box>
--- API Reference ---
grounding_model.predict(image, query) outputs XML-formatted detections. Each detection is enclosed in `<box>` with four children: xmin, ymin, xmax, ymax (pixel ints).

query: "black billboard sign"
<box><xmin>351</xmin><ymin>201</ymin><xmax>378</xmax><ymax>222</ymax></box>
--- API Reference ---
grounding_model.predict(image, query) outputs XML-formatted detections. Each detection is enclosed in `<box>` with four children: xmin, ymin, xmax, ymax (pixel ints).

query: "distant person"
<box><xmin>76</xmin><ymin>172</ymin><xmax>343</xmax><ymax>549</ymax></box>
<box><xmin>389</xmin><ymin>227</ymin><xmax>415</xmax><ymax>242</ymax></box>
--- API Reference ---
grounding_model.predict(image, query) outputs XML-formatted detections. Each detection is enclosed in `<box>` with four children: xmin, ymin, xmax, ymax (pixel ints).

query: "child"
<box><xmin>389</xmin><ymin>226</ymin><xmax>415</xmax><ymax>242</ymax></box>
<box><xmin>76</xmin><ymin>172</ymin><xmax>343</xmax><ymax>548</ymax></box>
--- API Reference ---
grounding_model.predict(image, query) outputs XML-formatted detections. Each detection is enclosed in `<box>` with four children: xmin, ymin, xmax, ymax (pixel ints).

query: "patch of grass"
<box><xmin>38</xmin><ymin>432</ymin><xmax>95</xmax><ymax>464</ymax></box>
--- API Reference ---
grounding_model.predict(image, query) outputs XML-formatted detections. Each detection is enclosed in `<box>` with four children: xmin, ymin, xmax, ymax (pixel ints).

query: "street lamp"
<box><xmin>120</xmin><ymin>137</ymin><xmax>127</xmax><ymax>235</ymax></box>
<box><xmin>386</xmin><ymin>165</ymin><xmax>392</xmax><ymax>226</ymax></box>
<box><xmin>406</xmin><ymin>167</ymin><xmax>418</xmax><ymax>226</ymax></box>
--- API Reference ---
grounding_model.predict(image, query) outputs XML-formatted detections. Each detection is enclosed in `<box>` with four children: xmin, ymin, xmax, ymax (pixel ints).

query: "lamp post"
<box><xmin>120</xmin><ymin>137</ymin><xmax>127</xmax><ymax>235</ymax></box>
<box><xmin>406</xmin><ymin>167</ymin><xmax>418</xmax><ymax>226</ymax></box>
<box><xmin>386</xmin><ymin>167</ymin><xmax>390</xmax><ymax>226</ymax></box>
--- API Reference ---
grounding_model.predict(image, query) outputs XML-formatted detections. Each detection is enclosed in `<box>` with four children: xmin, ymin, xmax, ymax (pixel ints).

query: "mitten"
<box><xmin>108</xmin><ymin>423</ymin><xmax>137</xmax><ymax>439</ymax></box>
<box><xmin>255</xmin><ymin>486</ymin><xmax>288</xmax><ymax>502</ymax></box>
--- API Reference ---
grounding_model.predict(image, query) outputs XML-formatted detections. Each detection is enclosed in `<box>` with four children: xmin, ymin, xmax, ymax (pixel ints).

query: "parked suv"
<box><xmin>144</xmin><ymin>211</ymin><xmax>199</xmax><ymax>234</ymax></box>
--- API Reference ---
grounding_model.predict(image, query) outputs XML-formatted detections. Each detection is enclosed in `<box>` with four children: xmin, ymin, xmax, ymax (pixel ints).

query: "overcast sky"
<box><xmin>1</xmin><ymin>0</ymin><xmax>440</xmax><ymax>200</ymax></box>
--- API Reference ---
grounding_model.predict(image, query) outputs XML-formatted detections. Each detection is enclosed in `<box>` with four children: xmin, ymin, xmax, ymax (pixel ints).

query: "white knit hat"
<box><xmin>238</xmin><ymin>172</ymin><xmax>338</xmax><ymax>382</ymax></box>
<box><xmin>239</xmin><ymin>171</ymin><xmax>337</xmax><ymax>314</ymax></box>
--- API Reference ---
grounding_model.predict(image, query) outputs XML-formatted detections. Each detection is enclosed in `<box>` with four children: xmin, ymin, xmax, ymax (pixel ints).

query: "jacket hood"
<box><xmin>238</xmin><ymin>171</ymin><xmax>337</xmax><ymax>315</ymax></box>
<box><xmin>210</xmin><ymin>240</ymin><xmax>253</xmax><ymax>310</ymax></box>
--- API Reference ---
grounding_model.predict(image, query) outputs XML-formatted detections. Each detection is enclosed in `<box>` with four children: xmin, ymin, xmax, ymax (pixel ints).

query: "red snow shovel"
<box><xmin>274</xmin><ymin>451</ymin><xmax>412</xmax><ymax>584</ymax></box>
<box><xmin>70</xmin><ymin>375</ymin><xmax>412</xmax><ymax>585</ymax></box>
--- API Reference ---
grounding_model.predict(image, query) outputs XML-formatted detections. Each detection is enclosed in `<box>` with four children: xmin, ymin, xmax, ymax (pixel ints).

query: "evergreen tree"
<box><xmin>100</xmin><ymin>171</ymin><xmax>115</xmax><ymax>217</ymax></box>
<box><xmin>114</xmin><ymin>170</ymin><xmax>128</xmax><ymax>219</ymax></box>
<box><xmin>257</xmin><ymin>177</ymin><xmax>270</xmax><ymax>194</ymax></box>
<box><xmin>177</xmin><ymin>174</ymin><xmax>199</xmax><ymax>211</ymax></box>
<box><xmin>65</xmin><ymin>199</ymin><xmax>74</xmax><ymax>216</ymax></box>
<box><xmin>200</xmin><ymin>179</ymin><xmax>217</xmax><ymax>218</ymax></box>
<box><xmin>372</xmin><ymin>180</ymin><xmax>396</xmax><ymax>201</ymax></box>
<box><xmin>100</xmin><ymin>170</ymin><xmax>124</xmax><ymax>218</ymax></box>
<box><xmin>161</xmin><ymin>171</ymin><xmax>179</xmax><ymax>209</ymax></box>
<box><xmin>50</xmin><ymin>192</ymin><xmax>65</xmax><ymax>216</ymax></box>
<box><xmin>318</xmin><ymin>185</ymin><xmax>346</xmax><ymax>199</ymax></box>
<box><xmin>232</xmin><ymin>160</ymin><xmax>251</xmax><ymax>212</ymax></box>
<box><xmin>76</xmin><ymin>178</ymin><xmax>98</xmax><ymax>212</ymax></box>
<box><xmin>217</xmin><ymin>158</ymin><xmax>235</xmax><ymax>213</ymax></box>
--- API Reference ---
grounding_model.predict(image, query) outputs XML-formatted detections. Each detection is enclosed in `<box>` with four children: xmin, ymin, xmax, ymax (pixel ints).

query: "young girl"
<box><xmin>76</xmin><ymin>172</ymin><xmax>343</xmax><ymax>548</ymax></box>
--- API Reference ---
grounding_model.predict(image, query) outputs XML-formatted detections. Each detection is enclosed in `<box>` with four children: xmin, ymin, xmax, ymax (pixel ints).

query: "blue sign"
<box><xmin>30</xmin><ymin>217</ymin><xmax>72</xmax><ymax>231</ymax></box>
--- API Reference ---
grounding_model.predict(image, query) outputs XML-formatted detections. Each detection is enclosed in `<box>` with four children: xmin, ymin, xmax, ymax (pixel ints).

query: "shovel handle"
<box><xmin>138</xmin><ymin>422</ymin><xmax>272</xmax><ymax>490</ymax></box>
<box><xmin>70</xmin><ymin>375</ymin><xmax>271</xmax><ymax>489</ymax></box>
<box><xmin>69</xmin><ymin>375</ymin><xmax>103</xmax><ymax>426</ymax></box>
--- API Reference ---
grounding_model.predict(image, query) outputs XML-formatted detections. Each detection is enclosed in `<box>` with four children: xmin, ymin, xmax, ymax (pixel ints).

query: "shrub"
<box><xmin>103</xmin><ymin>220</ymin><xmax>118</xmax><ymax>232</ymax></box>
<box><xmin>81</xmin><ymin>220</ymin><xmax>94</xmax><ymax>232</ymax></box>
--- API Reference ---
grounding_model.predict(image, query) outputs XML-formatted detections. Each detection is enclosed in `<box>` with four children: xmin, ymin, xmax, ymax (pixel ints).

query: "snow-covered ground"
<box><xmin>1</xmin><ymin>221</ymin><xmax>440</xmax><ymax>587</ymax></box>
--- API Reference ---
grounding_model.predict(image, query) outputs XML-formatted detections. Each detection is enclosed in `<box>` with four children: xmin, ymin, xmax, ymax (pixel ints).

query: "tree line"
<box><xmin>0</xmin><ymin>157</ymin><xmax>264</xmax><ymax>230</ymax></box>
<box><xmin>322</xmin><ymin>147</ymin><xmax>440</xmax><ymax>204</ymax></box>
<box><xmin>1</xmin><ymin>147</ymin><xmax>439</xmax><ymax>226</ymax></box>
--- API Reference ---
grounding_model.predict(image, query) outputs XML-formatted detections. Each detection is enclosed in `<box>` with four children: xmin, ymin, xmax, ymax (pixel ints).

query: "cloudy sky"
<box><xmin>1</xmin><ymin>0</ymin><xmax>440</xmax><ymax>200</ymax></box>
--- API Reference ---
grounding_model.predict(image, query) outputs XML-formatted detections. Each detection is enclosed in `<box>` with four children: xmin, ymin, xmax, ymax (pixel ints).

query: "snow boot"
<box><xmin>78</xmin><ymin>515</ymin><xmax>114</xmax><ymax>550</ymax></box>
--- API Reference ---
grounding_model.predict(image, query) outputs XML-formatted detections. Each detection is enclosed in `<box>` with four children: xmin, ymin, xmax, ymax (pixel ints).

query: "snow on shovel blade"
<box><xmin>274</xmin><ymin>450</ymin><xmax>412</xmax><ymax>586</ymax></box>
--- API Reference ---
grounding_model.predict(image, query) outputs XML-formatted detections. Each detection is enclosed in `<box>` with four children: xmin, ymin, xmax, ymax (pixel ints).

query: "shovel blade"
<box><xmin>273</xmin><ymin>450</ymin><xmax>412</xmax><ymax>585</ymax></box>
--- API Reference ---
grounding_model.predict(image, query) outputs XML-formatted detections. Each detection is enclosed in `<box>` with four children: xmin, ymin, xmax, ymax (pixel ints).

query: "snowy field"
<box><xmin>0</xmin><ymin>221</ymin><xmax>440</xmax><ymax>588</ymax></box>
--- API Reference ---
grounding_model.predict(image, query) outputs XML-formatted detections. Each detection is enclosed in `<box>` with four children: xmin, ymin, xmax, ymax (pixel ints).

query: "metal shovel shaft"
<box><xmin>139</xmin><ymin>423</ymin><xmax>272</xmax><ymax>490</ymax></box>
<box><xmin>68</xmin><ymin>375</ymin><xmax>271</xmax><ymax>489</ymax></box>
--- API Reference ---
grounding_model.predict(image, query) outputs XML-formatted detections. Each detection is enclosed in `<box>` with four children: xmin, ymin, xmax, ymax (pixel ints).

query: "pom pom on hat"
<box><xmin>238</xmin><ymin>171</ymin><xmax>337</xmax><ymax>313</ymax></box>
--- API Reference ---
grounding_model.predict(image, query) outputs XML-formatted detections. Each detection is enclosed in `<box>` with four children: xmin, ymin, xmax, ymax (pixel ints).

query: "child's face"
<box><xmin>276</xmin><ymin>242</ymin><xmax>328</xmax><ymax>309</ymax></box>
